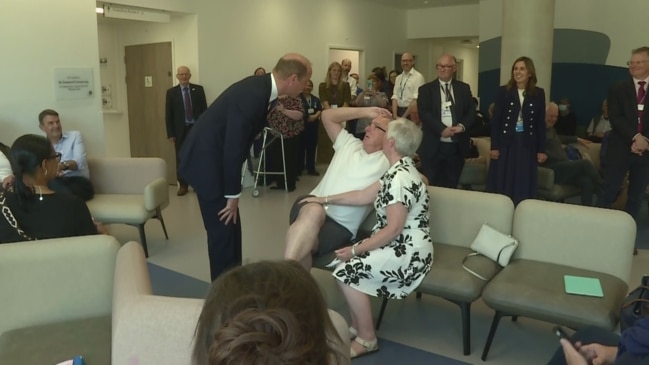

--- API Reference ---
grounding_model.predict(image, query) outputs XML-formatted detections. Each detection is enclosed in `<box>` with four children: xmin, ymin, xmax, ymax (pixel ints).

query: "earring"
<box><xmin>37</xmin><ymin>186</ymin><xmax>43</xmax><ymax>201</ymax></box>
<box><xmin>43</xmin><ymin>168</ymin><xmax>48</xmax><ymax>177</ymax></box>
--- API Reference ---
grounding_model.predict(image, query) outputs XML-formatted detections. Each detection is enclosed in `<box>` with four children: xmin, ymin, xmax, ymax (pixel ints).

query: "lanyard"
<box><xmin>399</xmin><ymin>73</ymin><xmax>411</xmax><ymax>100</ymax></box>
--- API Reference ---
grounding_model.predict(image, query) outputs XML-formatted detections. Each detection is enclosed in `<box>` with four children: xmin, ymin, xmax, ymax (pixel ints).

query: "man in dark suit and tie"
<box><xmin>166</xmin><ymin>66</ymin><xmax>208</xmax><ymax>196</ymax></box>
<box><xmin>417</xmin><ymin>54</ymin><xmax>475</xmax><ymax>188</ymax></box>
<box><xmin>597</xmin><ymin>46</ymin><xmax>649</xmax><ymax>254</ymax></box>
<box><xmin>179</xmin><ymin>53</ymin><xmax>312</xmax><ymax>280</ymax></box>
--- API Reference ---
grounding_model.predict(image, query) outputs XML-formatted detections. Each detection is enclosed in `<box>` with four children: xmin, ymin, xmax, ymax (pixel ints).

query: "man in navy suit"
<box><xmin>179</xmin><ymin>53</ymin><xmax>312</xmax><ymax>280</ymax></box>
<box><xmin>165</xmin><ymin>66</ymin><xmax>208</xmax><ymax>196</ymax></box>
<box><xmin>597</xmin><ymin>46</ymin><xmax>649</xmax><ymax>254</ymax></box>
<box><xmin>417</xmin><ymin>54</ymin><xmax>475</xmax><ymax>188</ymax></box>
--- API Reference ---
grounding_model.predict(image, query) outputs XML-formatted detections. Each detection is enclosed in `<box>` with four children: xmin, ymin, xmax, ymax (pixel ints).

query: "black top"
<box><xmin>0</xmin><ymin>192</ymin><xmax>97</xmax><ymax>243</ymax></box>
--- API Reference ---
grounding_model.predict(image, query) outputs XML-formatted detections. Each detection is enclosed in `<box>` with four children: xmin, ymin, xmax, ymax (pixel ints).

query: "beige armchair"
<box><xmin>86</xmin><ymin>157</ymin><xmax>169</xmax><ymax>257</ymax></box>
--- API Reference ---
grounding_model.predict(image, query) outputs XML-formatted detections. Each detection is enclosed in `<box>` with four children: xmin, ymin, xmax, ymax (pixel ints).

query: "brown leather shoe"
<box><xmin>177</xmin><ymin>186</ymin><xmax>188</xmax><ymax>196</ymax></box>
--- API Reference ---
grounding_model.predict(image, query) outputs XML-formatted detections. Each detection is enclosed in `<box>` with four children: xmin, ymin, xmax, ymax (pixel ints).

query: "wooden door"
<box><xmin>125</xmin><ymin>42</ymin><xmax>175</xmax><ymax>183</ymax></box>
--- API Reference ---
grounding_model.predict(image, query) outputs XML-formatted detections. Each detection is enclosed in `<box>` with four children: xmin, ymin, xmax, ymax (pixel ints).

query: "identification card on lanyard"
<box><xmin>515</xmin><ymin>112</ymin><xmax>524</xmax><ymax>132</ymax></box>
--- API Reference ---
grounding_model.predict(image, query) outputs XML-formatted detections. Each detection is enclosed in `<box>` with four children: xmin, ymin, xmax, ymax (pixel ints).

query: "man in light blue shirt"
<box><xmin>39</xmin><ymin>109</ymin><xmax>93</xmax><ymax>200</ymax></box>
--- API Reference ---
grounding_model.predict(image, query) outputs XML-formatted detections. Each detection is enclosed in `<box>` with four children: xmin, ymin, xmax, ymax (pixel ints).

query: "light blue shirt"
<box><xmin>53</xmin><ymin>131</ymin><xmax>89</xmax><ymax>178</ymax></box>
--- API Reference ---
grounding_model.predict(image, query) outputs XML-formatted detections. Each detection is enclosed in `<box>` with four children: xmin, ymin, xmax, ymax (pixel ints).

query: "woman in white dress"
<box><xmin>301</xmin><ymin>118</ymin><xmax>433</xmax><ymax>358</ymax></box>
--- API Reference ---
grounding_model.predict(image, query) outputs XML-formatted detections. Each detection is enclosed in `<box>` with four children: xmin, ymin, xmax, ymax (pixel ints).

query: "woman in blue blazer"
<box><xmin>487</xmin><ymin>56</ymin><xmax>547</xmax><ymax>205</ymax></box>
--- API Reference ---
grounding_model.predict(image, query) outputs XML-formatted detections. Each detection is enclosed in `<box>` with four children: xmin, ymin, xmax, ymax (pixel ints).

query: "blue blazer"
<box><xmin>490</xmin><ymin>85</ymin><xmax>546</xmax><ymax>153</ymax></box>
<box><xmin>179</xmin><ymin>74</ymin><xmax>272</xmax><ymax>200</ymax></box>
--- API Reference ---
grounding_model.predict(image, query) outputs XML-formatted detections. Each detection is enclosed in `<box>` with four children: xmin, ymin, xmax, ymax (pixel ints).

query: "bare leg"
<box><xmin>337</xmin><ymin>280</ymin><xmax>376</xmax><ymax>353</ymax></box>
<box><xmin>284</xmin><ymin>203</ymin><xmax>326</xmax><ymax>270</ymax></box>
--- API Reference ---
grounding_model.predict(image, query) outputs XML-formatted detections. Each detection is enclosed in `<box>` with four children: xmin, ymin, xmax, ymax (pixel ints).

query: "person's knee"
<box><xmin>294</xmin><ymin>203</ymin><xmax>326</xmax><ymax>227</ymax></box>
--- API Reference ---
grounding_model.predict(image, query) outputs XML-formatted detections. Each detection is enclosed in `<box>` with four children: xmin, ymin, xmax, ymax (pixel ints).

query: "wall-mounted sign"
<box><xmin>54</xmin><ymin>68</ymin><xmax>94</xmax><ymax>100</ymax></box>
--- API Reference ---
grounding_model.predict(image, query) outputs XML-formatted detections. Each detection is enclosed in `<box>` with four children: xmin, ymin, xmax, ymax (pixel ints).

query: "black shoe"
<box><xmin>308</xmin><ymin>170</ymin><xmax>320</xmax><ymax>176</ymax></box>
<box><xmin>270</xmin><ymin>185</ymin><xmax>284</xmax><ymax>190</ymax></box>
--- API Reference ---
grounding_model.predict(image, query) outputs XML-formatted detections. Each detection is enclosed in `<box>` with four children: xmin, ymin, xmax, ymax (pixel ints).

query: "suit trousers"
<box><xmin>298</xmin><ymin>122</ymin><xmax>319</xmax><ymax>173</ymax></box>
<box><xmin>425</xmin><ymin>142</ymin><xmax>465</xmax><ymax>188</ymax></box>
<box><xmin>597</xmin><ymin>153</ymin><xmax>649</xmax><ymax>220</ymax></box>
<box><xmin>196</xmin><ymin>194</ymin><xmax>242</xmax><ymax>281</ymax></box>
<box><xmin>548</xmin><ymin>159</ymin><xmax>602</xmax><ymax>206</ymax></box>
<box><xmin>175</xmin><ymin>124</ymin><xmax>193</xmax><ymax>187</ymax></box>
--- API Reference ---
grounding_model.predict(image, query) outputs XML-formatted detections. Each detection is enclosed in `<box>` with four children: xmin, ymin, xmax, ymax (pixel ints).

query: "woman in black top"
<box><xmin>0</xmin><ymin>134</ymin><xmax>97</xmax><ymax>243</ymax></box>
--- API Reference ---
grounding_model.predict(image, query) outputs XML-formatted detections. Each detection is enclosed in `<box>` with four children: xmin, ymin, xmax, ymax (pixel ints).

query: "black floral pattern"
<box><xmin>333</xmin><ymin>157</ymin><xmax>434</xmax><ymax>299</ymax></box>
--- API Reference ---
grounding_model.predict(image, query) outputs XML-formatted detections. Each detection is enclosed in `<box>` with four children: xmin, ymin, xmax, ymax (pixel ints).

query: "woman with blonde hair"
<box><xmin>192</xmin><ymin>260</ymin><xmax>349</xmax><ymax>365</ymax></box>
<box><xmin>319</xmin><ymin>62</ymin><xmax>351</xmax><ymax>110</ymax></box>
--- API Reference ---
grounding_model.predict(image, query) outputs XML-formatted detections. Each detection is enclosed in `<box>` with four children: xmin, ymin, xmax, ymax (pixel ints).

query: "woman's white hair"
<box><xmin>386</xmin><ymin>118</ymin><xmax>422</xmax><ymax>157</ymax></box>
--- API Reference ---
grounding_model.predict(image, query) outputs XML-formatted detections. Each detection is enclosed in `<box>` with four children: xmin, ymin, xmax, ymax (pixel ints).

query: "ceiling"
<box><xmin>369</xmin><ymin>0</ymin><xmax>479</xmax><ymax>10</ymax></box>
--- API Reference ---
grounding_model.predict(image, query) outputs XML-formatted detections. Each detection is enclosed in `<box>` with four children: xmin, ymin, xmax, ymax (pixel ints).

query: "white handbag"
<box><xmin>462</xmin><ymin>223</ymin><xmax>518</xmax><ymax>280</ymax></box>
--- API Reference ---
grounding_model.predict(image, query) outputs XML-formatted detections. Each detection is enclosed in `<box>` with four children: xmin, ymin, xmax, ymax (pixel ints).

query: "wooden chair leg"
<box><xmin>375</xmin><ymin>298</ymin><xmax>389</xmax><ymax>330</ymax></box>
<box><xmin>481</xmin><ymin>311</ymin><xmax>504</xmax><ymax>361</ymax></box>
<box><xmin>137</xmin><ymin>223</ymin><xmax>149</xmax><ymax>258</ymax></box>
<box><xmin>155</xmin><ymin>207</ymin><xmax>169</xmax><ymax>239</ymax></box>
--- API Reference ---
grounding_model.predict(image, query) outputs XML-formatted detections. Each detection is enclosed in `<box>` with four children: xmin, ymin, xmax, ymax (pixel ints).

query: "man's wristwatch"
<box><xmin>62</xmin><ymin>161</ymin><xmax>70</xmax><ymax>171</ymax></box>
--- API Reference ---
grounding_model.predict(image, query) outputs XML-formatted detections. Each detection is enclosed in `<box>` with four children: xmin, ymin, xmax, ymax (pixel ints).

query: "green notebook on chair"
<box><xmin>564</xmin><ymin>275</ymin><xmax>604</xmax><ymax>297</ymax></box>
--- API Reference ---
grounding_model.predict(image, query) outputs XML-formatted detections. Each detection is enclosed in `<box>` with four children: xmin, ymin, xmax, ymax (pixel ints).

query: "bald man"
<box><xmin>165</xmin><ymin>66</ymin><xmax>208</xmax><ymax>196</ymax></box>
<box><xmin>179</xmin><ymin>53</ymin><xmax>312</xmax><ymax>280</ymax></box>
<box><xmin>391</xmin><ymin>53</ymin><xmax>425</xmax><ymax>119</ymax></box>
<box><xmin>417</xmin><ymin>54</ymin><xmax>475</xmax><ymax>188</ymax></box>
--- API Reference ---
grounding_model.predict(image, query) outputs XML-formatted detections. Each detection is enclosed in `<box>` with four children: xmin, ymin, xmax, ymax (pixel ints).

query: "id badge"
<box><xmin>443</xmin><ymin>101</ymin><xmax>452</xmax><ymax>108</ymax></box>
<box><xmin>308</xmin><ymin>108</ymin><xmax>315</xmax><ymax>114</ymax></box>
<box><xmin>515</xmin><ymin>119</ymin><xmax>524</xmax><ymax>132</ymax></box>
<box><xmin>331</xmin><ymin>104</ymin><xmax>338</xmax><ymax>109</ymax></box>
<box><xmin>639</xmin><ymin>104</ymin><xmax>645</xmax><ymax>112</ymax></box>
<box><xmin>442</xmin><ymin>108</ymin><xmax>452</xmax><ymax>118</ymax></box>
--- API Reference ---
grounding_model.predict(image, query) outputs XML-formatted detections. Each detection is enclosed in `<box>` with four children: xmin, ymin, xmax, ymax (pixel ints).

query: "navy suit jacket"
<box><xmin>490</xmin><ymin>86</ymin><xmax>546</xmax><ymax>153</ymax></box>
<box><xmin>606</xmin><ymin>77</ymin><xmax>649</xmax><ymax>165</ymax></box>
<box><xmin>417</xmin><ymin>79</ymin><xmax>475</xmax><ymax>158</ymax></box>
<box><xmin>165</xmin><ymin>83</ymin><xmax>208</xmax><ymax>140</ymax></box>
<box><xmin>179</xmin><ymin>74</ymin><xmax>272</xmax><ymax>200</ymax></box>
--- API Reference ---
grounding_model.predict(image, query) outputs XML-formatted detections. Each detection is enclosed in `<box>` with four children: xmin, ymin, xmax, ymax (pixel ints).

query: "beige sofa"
<box><xmin>86</xmin><ymin>157</ymin><xmax>169</xmax><ymax>257</ymax></box>
<box><xmin>0</xmin><ymin>236</ymin><xmax>350</xmax><ymax>364</ymax></box>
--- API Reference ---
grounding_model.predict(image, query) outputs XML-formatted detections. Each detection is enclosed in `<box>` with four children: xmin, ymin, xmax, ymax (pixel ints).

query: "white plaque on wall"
<box><xmin>54</xmin><ymin>68</ymin><xmax>94</xmax><ymax>100</ymax></box>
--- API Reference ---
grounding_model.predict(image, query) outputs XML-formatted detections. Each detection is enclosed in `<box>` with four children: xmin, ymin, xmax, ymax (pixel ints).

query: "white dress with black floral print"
<box><xmin>333</xmin><ymin>157</ymin><xmax>433</xmax><ymax>299</ymax></box>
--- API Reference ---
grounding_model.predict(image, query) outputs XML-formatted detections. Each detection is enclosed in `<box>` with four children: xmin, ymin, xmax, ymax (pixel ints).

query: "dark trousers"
<box><xmin>546</xmin><ymin>326</ymin><xmax>620</xmax><ymax>365</ymax></box>
<box><xmin>397</xmin><ymin>107</ymin><xmax>408</xmax><ymax>117</ymax></box>
<box><xmin>424</xmin><ymin>142</ymin><xmax>465</xmax><ymax>188</ymax></box>
<box><xmin>597</xmin><ymin>153</ymin><xmax>649</xmax><ymax>220</ymax></box>
<box><xmin>175</xmin><ymin>124</ymin><xmax>193</xmax><ymax>187</ymax></box>
<box><xmin>549</xmin><ymin>159</ymin><xmax>602</xmax><ymax>206</ymax></box>
<box><xmin>268</xmin><ymin>134</ymin><xmax>300</xmax><ymax>189</ymax></box>
<box><xmin>298</xmin><ymin>122</ymin><xmax>318</xmax><ymax>173</ymax></box>
<box><xmin>196</xmin><ymin>194</ymin><xmax>242</xmax><ymax>281</ymax></box>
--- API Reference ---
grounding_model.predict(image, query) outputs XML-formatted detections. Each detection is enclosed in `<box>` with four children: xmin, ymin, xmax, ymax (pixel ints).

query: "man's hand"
<box><xmin>450</xmin><ymin>125</ymin><xmax>464</xmax><ymax>134</ymax></box>
<box><xmin>560</xmin><ymin>339</ymin><xmax>588</xmax><ymax>365</ymax></box>
<box><xmin>168</xmin><ymin>137</ymin><xmax>176</xmax><ymax>143</ymax></box>
<box><xmin>366</xmin><ymin>107</ymin><xmax>392</xmax><ymax>120</ymax></box>
<box><xmin>489</xmin><ymin>150</ymin><xmax>500</xmax><ymax>160</ymax></box>
<box><xmin>537</xmin><ymin>153</ymin><xmax>548</xmax><ymax>163</ymax></box>
<box><xmin>578</xmin><ymin>343</ymin><xmax>618</xmax><ymax>365</ymax></box>
<box><xmin>577</xmin><ymin>138</ymin><xmax>591</xmax><ymax>147</ymax></box>
<box><xmin>218</xmin><ymin>198</ymin><xmax>239</xmax><ymax>225</ymax></box>
<box><xmin>441</xmin><ymin>127</ymin><xmax>455</xmax><ymax>138</ymax></box>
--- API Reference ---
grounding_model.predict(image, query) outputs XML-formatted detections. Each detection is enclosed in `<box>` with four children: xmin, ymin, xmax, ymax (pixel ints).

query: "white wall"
<box><xmin>1</xmin><ymin>0</ymin><xmax>104</xmax><ymax>155</ymax></box>
<box><xmin>407</xmin><ymin>4</ymin><xmax>480</xmax><ymax>39</ymax></box>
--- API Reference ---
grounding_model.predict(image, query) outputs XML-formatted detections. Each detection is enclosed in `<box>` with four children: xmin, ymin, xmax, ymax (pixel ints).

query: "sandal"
<box><xmin>349</xmin><ymin>326</ymin><xmax>358</xmax><ymax>339</ymax></box>
<box><xmin>350</xmin><ymin>336</ymin><xmax>379</xmax><ymax>358</ymax></box>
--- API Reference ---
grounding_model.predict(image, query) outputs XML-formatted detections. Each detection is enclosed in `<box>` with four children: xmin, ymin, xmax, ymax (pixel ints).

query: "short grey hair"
<box><xmin>386</xmin><ymin>118</ymin><xmax>422</xmax><ymax>157</ymax></box>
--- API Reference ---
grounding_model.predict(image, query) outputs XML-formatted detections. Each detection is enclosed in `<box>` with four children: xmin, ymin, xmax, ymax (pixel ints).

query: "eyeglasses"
<box><xmin>436</xmin><ymin>64</ymin><xmax>455</xmax><ymax>70</ymax></box>
<box><xmin>627</xmin><ymin>60</ymin><xmax>649</xmax><ymax>66</ymax></box>
<box><xmin>49</xmin><ymin>152</ymin><xmax>62</xmax><ymax>162</ymax></box>
<box><xmin>369</xmin><ymin>122</ymin><xmax>386</xmax><ymax>133</ymax></box>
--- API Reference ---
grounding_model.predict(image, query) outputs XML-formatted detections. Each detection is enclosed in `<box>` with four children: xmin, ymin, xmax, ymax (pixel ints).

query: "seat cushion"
<box><xmin>0</xmin><ymin>316</ymin><xmax>111</xmax><ymax>365</ymax></box>
<box><xmin>87</xmin><ymin>194</ymin><xmax>153</xmax><ymax>224</ymax></box>
<box><xmin>482</xmin><ymin>260</ymin><xmax>628</xmax><ymax>330</ymax></box>
<box><xmin>417</xmin><ymin>243</ymin><xmax>500</xmax><ymax>303</ymax></box>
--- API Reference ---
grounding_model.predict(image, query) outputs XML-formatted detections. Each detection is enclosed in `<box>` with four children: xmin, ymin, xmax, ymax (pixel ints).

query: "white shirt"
<box><xmin>53</xmin><ymin>131</ymin><xmax>89</xmax><ymax>178</ymax></box>
<box><xmin>0</xmin><ymin>152</ymin><xmax>11</xmax><ymax>182</ymax></box>
<box><xmin>344</xmin><ymin>75</ymin><xmax>358</xmax><ymax>97</ymax></box>
<box><xmin>439</xmin><ymin>81</ymin><xmax>455</xmax><ymax>142</ymax></box>
<box><xmin>391</xmin><ymin>67</ymin><xmax>425</xmax><ymax>107</ymax></box>
<box><xmin>311</xmin><ymin>130</ymin><xmax>389</xmax><ymax>237</ymax></box>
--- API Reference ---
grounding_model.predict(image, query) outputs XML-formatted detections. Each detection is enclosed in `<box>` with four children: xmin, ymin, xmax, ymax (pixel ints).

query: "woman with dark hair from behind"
<box><xmin>193</xmin><ymin>260</ymin><xmax>349</xmax><ymax>365</ymax></box>
<box><xmin>0</xmin><ymin>134</ymin><xmax>98</xmax><ymax>243</ymax></box>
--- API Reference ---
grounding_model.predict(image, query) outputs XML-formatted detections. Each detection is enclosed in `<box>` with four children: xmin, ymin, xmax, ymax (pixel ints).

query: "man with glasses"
<box><xmin>417</xmin><ymin>54</ymin><xmax>475</xmax><ymax>188</ymax></box>
<box><xmin>597</xmin><ymin>46</ymin><xmax>649</xmax><ymax>255</ymax></box>
<box><xmin>284</xmin><ymin>106</ymin><xmax>391</xmax><ymax>270</ymax></box>
<box><xmin>166</xmin><ymin>66</ymin><xmax>208</xmax><ymax>196</ymax></box>
<box><xmin>391</xmin><ymin>53</ymin><xmax>425</xmax><ymax>119</ymax></box>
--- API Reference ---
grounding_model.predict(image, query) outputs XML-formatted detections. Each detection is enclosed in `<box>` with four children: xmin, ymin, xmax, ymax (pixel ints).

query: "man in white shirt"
<box><xmin>391</xmin><ymin>53</ymin><xmax>425</xmax><ymax>119</ymax></box>
<box><xmin>342</xmin><ymin>59</ymin><xmax>358</xmax><ymax>97</ymax></box>
<box><xmin>284</xmin><ymin>107</ymin><xmax>391</xmax><ymax>270</ymax></box>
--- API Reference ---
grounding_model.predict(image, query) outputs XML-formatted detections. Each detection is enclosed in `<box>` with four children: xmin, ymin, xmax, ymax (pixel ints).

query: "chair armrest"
<box><xmin>144</xmin><ymin>177</ymin><xmax>169</xmax><ymax>211</ymax></box>
<box><xmin>537</xmin><ymin>167</ymin><xmax>555</xmax><ymax>190</ymax></box>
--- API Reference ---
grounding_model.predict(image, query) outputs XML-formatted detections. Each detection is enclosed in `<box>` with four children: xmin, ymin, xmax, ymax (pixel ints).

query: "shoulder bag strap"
<box><xmin>0</xmin><ymin>192</ymin><xmax>35</xmax><ymax>241</ymax></box>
